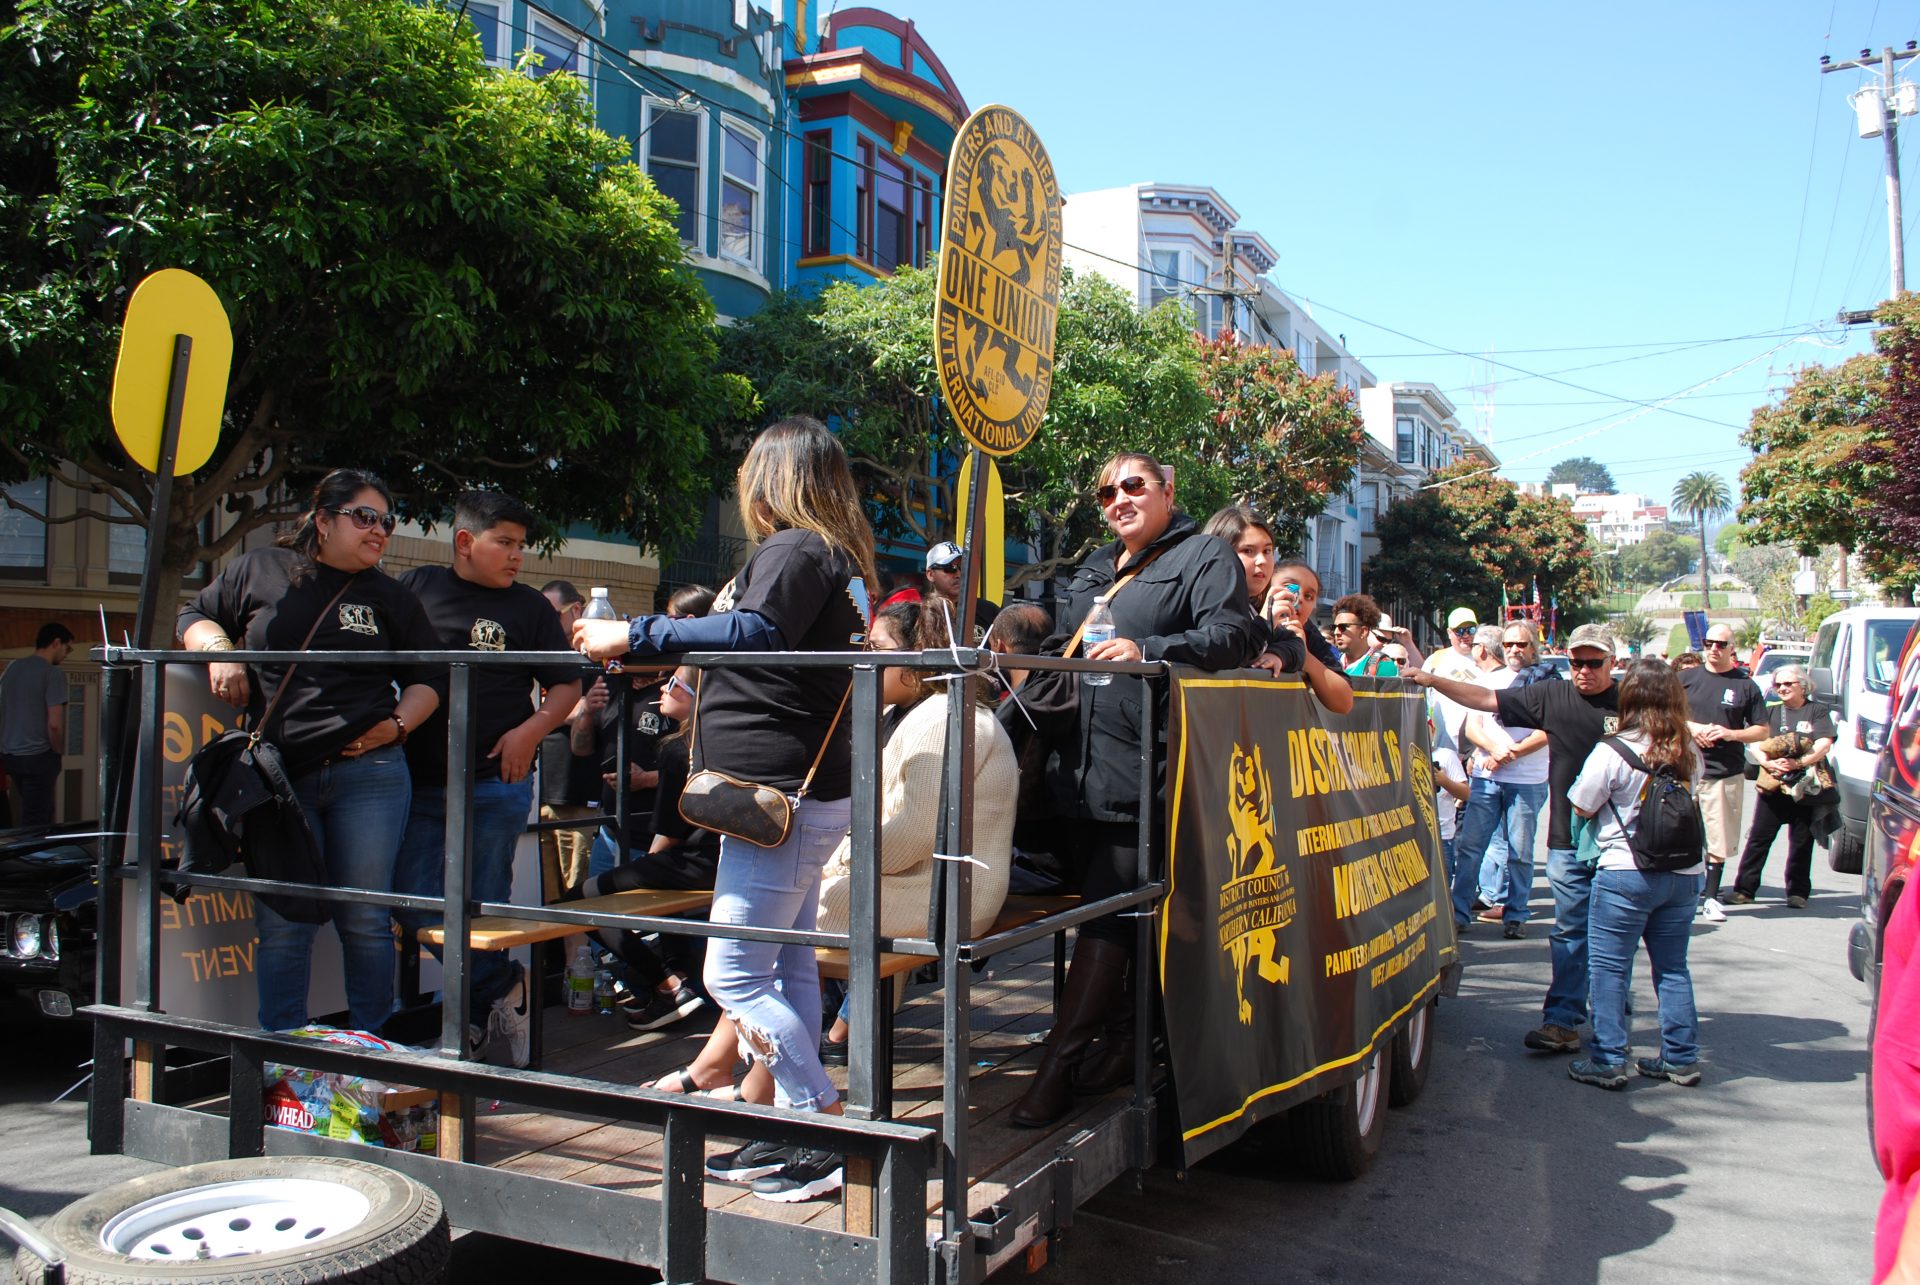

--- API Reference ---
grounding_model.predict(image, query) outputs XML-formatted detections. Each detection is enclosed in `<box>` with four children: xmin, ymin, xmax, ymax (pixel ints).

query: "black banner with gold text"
<box><xmin>1159</xmin><ymin>669</ymin><xmax>1458</xmax><ymax>1165</ymax></box>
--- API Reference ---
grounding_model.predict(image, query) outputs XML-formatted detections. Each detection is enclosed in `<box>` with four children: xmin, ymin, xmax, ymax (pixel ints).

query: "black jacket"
<box><xmin>1047</xmin><ymin>515</ymin><xmax>1268</xmax><ymax>822</ymax></box>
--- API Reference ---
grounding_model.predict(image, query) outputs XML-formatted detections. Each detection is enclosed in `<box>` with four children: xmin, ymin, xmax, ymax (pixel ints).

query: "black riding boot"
<box><xmin>1010</xmin><ymin>937</ymin><xmax>1130</xmax><ymax>1128</ymax></box>
<box><xmin>1071</xmin><ymin>963</ymin><xmax>1136</xmax><ymax>1095</ymax></box>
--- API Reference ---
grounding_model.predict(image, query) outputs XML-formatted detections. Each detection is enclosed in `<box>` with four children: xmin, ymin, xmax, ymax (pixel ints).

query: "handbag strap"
<box><xmin>248</xmin><ymin>573</ymin><xmax>360</xmax><ymax>745</ymax></box>
<box><xmin>1060</xmin><ymin>544</ymin><xmax>1169</xmax><ymax>660</ymax></box>
<box><xmin>686</xmin><ymin>672</ymin><xmax>853</xmax><ymax>802</ymax></box>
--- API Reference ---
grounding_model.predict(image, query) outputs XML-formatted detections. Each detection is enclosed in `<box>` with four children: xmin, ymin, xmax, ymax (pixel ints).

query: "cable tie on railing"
<box><xmin>934</xmin><ymin>851</ymin><xmax>990</xmax><ymax>870</ymax></box>
<box><xmin>1116</xmin><ymin>908</ymin><xmax>1159</xmax><ymax>919</ymax></box>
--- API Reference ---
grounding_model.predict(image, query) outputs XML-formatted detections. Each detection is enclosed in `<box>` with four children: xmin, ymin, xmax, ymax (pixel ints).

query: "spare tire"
<box><xmin>16</xmin><ymin>1155</ymin><xmax>448</xmax><ymax>1285</ymax></box>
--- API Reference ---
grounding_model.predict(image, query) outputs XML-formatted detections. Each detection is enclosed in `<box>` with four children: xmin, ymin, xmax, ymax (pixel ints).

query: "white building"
<box><xmin>1062</xmin><ymin>181</ymin><xmax>1379</xmax><ymax>600</ymax></box>
<box><xmin>1555</xmin><ymin>485</ymin><xmax>1669</xmax><ymax>548</ymax></box>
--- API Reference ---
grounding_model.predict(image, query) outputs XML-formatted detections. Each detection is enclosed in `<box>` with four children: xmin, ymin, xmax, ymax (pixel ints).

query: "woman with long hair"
<box><xmin>1009</xmin><ymin>453</ymin><xmax>1264</xmax><ymax>1129</ymax></box>
<box><xmin>179</xmin><ymin>468</ymin><xmax>440</xmax><ymax>1033</ymax></box>
<box><xmin>575</xmin><ymin>416</ymin><xmax>874</xmax><ymax>1203</ymax></box>
<box><xmin>1202</xmin><ymin>507</ymin><xmax>1350</xmax><ymax>712</ymax></box>
<box><xmin>1566</xmin><ymin>658</ymin><xmax>1706</xmax><ymax>1090</ymax></box>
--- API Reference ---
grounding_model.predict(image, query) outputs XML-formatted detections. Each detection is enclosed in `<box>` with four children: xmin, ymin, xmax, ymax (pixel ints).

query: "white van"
<box><xmin>1809</xmin><ymin>605</ymin><xmax>1920</xmax><ymax>872</ymax></box>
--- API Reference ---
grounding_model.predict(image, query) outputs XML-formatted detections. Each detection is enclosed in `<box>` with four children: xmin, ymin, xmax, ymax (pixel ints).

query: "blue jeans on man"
<box><xmin>393</xmin><ymin>777</ymin><xmax>534</xmax><ymax>1016</ymax></box>
<box><xmin>256</xmin><ymin>749</ymin><xmax>412</xmax><ymax>1033</ymax></box>
<box><xmin>1587</xmin><ymin>868</ymin><xmax>1703</xmax><ymax>1067</ymax></box>
<box><xmin>1450</xmin><ymin>778</ymin><xmax>1547</xmax><ymax>925</ymax></box>
<box><xmin>1542</xmin><ymin>846</ymin><xmax>1594</xmax><ymax>1031</ymax></box>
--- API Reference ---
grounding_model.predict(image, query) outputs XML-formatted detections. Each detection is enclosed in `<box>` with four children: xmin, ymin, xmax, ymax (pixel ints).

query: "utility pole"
<box><xmin>1823</xmin><ymin>41</ymin><xmax>1918</xmax><ymax>298</ymax></box>
<box><xmin>1196</xmin><ymin>232</ymin><xmax>1260</xmax><ymax>344</ymax></box>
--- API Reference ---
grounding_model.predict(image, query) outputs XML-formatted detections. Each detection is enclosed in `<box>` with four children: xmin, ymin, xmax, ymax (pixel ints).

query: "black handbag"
<box><xmin>174</xmin><ymin>576</ymin><xmax>358</xmax><ymax>924</ymax></box>
<box><xmin>679</xmin><ymin>684</ymin><xmax>850</xmax><ymax>848</ymax></box>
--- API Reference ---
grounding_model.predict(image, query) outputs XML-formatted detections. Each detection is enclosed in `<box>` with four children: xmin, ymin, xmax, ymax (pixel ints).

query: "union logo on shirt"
<box><xmin>337</xmin><ymin>603</ymin><xmax>379</xmax><ymax>636</ymax></box>
<box><xmin>469</xmin><ymin>618</ymin><xmax>506</xmax><ymax>652</ymax></box>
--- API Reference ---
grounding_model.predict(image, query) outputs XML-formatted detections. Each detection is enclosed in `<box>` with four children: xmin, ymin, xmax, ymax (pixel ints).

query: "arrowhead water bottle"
<box><xmin>582</xmin><ymin>586</ymin><xmax>622</xmax><ymax>673</ymax></box>
<box><xmin>1081</xmin><ymin>595</ymin><xmax>1116</xmax><ymax>687</ymax></box>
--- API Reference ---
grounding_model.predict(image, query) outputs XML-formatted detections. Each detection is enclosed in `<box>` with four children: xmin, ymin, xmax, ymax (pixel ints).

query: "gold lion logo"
<box><xmin>1222</xmin><ymin>743</ymin><xmax>1290</xmax><ymax>1024</ymax></box>
<box><xmin>1410</xmin><ymin>749</ymin><xmax>1437</xmax><ymax>850</ymax></box>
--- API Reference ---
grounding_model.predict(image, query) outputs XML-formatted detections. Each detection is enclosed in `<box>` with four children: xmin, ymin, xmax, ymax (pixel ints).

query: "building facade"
<box><xmin>1556</xmin><ymin>486</ymin><xmax>1670</xmax><ymax>548</ymax></box>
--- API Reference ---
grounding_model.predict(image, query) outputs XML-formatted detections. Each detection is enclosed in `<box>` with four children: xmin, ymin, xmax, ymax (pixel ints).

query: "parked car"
<box><xmin>1810</xmin><ymin>606</ymin><xmax>1920</xmax><ymax>874</ymax></box>
<box><xmin>1851</xmin><ymin>620</ymin><xmax>1920</xmax><ymax>1007</ymax></box>
<box><xmin>0</xmin><ymin>823</ymin><xmax>101</xmax><ymax>1021</ymax></box>
<box><xmin>1752</xmin><ymin>643</ymin><xmax>1813</xmax><ymax>699</ymax></box>
<box><xmin>1543</xmin><ymin>654</ymin><xmax>1571</xmax><ymax>681</ymax></box>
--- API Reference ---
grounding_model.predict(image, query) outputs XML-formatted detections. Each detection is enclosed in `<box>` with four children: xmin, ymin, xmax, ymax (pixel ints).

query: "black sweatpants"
<box><xmin>1733</xmin><ymin>788</ymin><xmax>1816</xmax><ymax>902</ymax></box>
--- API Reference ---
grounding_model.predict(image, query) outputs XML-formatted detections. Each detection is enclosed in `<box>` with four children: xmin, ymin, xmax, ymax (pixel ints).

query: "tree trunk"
<box><xmin>1698</xmin><ymin>518</ymin><xmax>1711</xmax><ymax>610</ymax></box>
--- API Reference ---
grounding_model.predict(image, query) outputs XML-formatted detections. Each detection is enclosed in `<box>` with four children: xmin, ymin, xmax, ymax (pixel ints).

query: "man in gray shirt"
<box><xmin>1</xmin><ymin>622</ymin><xmax>74</xmax><ymax>828</ymax></box>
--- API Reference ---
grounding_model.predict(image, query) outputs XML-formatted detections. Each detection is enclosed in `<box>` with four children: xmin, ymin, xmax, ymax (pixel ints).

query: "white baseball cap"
<box><xmin>925</xmin><ymin>541</ymin><xmax>964</xmax><ymax>572</ymax></box>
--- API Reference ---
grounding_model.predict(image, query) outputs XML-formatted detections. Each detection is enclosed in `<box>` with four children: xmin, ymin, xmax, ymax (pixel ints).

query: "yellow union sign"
<box><xmin>935</xmin><ymin>104</ymin><xmax>1061</xmax><ymax>457</ymax></box>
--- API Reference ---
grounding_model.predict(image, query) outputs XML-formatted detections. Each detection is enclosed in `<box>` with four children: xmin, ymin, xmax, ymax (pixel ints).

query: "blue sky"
<box><xmin>872</xmin><ymin>0</ymin><xmax>1918</xmax><ymax>509</ymax></box>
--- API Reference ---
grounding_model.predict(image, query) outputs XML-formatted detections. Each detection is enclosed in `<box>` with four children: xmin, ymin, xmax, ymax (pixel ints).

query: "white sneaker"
<box><xmin>489</xmin><ymin>963</ymin><xmax>532</xmax><ymax>1068</ymax></box>
<box><xmin>1701</xmin><ymin>898</ymin><xmax>1727</xmax><ymax>924</ymax></box>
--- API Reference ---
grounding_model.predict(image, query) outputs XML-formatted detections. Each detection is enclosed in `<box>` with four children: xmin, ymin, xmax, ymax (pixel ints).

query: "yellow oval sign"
<box><xmin>935</xmin><ymin>105</ymin><xmax>1062</xmax><ymax>458</ymax></box>
<box><xmin>111</xmin><ymin>269</ymin><xmax>233</xmax><ymax>476</ymax></box>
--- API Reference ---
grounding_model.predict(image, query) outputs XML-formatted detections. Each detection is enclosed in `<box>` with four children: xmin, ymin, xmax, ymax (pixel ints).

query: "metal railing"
<box><xmin>89</xmin><ymin>641</ymin><xmax>1168</xmax><ymax>1285</ymax></box>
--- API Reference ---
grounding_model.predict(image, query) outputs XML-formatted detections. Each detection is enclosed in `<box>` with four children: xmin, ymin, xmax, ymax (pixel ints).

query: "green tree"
<box><xmin>1867</xmin><ymin>293</ymin><xmax>1920</xmax><ymax>591</ymax></box>
<box><xmin>1618</xmin><ymin>527</ymin><xmax>1696</xmax><ymax>587</ymax></box>
<box><xmin>1545</xmin><ymin>455</ymin><xmax>1616</xmax><ymax>494</ymax></box>
<box><xmin>1742</xmin><ymin>350</ymin><xmax>1918</xmax><ymax>603</ymax></box>
<box><xmin>1672</xmin><ymin>471</ymin><xmax>1730</xmax><ymax>608</ymax></box>
<box><xmin>0</xmin><ymin>0</ymin><xmax>753</xmax><ymax>640</ymax></box>
<box><xmin>1612</xmin><ymin>612</ymin><xmax>1658</xmax><ymax>656</ymax></box>
<box><xmin>1189</xmin><ymin>333</ymin><xmax>1364</xmax><ymax>551</ymax></box>
<box><xmin>721</xmin><ymin>266</ymin><xmax>1219</xmax><ymax>586</ymax></box>
<box><xmin>1714</xmin><ymin>521</ymin><xmax>1757</xmax><ymax>559</ymax></box>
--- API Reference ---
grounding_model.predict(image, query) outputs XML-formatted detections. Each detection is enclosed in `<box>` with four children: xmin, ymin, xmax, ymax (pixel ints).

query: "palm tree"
<box><xmin>1672</xmin><ymin>471</ymin><xmax>1731</xmax><ymax>609</ymax></box>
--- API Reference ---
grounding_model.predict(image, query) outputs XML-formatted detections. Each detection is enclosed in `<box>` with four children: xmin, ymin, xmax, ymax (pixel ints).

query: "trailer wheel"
<box><xmin>1829</xmin><ymin>826</ymin><xmax>1865</xmax><ymax>875</ymax></box>
<box><xmin>16</xmin><ymin>1156</ymin><xmax>449</xmax><ymax>1285</ymax></box>
<box><xmin>1387</xmin><ymin>999</ymin><xmax>1436</xmax><ymax>1108</ymax></box>
<box><xmin>1288</xmin><ymin>1049</ymin><xmax>1390</xmax><ymax>1181</ymax></box>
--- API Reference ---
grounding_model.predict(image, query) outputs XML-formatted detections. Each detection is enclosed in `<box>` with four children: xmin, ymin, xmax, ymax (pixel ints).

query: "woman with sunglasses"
<box><xmin>179</xmin><ymin>468</ymin><xmax>440</xmax><ymax>1034</ymax></box>
<box><xmin>1010</xmin><ymin>453</ymin><xmax>1267</xmax><ymax>1129</ymax></box>
<box><xmin>1203</xmin><ymin>508</ymin><xmax>1353</xmax><ymax>713</ymax></box>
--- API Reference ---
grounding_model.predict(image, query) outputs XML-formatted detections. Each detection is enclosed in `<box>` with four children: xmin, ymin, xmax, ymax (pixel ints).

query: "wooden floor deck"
<box><xmin>469</xmin><ymin>937</ymin><xmax>1125</xmax><ymax>1233</ymax></box>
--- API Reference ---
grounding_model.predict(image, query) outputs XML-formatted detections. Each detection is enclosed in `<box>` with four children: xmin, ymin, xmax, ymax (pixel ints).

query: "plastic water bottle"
<box><xmin>582</xmin><ymin>586</ymin><xmax>623</xmax><ymax>673</ymax></box>
<box><xmin>1081</xmin><ymin>596</ymin><xmax>1116</xmax><ymax>687</ymax></box>
<box><xmin>593</xmin><ymin>969</ymin><xmax>615</xmax><ymax>1017</ymax></box>
<box><xmin>567</xmin><ymin>946</ymin><xmax>595</xmax><ymax>1015</ymax></box>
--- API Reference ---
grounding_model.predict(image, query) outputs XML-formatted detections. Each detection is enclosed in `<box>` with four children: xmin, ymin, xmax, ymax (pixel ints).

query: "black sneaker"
<box><xmin>750</xmin><ymin>1148</ymin><xmax>844</xmax><ymax>1203</ymax></box>
<box><xmin>820</xmin><ymin>1036</ymin><xmax>849</xmax><ymax>1067</ymax></box>
<box><xmin>622</xmin><ymin>984</ymin><xmax>707</xmax><ymax>1032</ymax></box>
<box><xmin>1503</xmin><ymin>922</ymin><xmax>1525</xmax><ymax>939</ymax></box>
<box><xmin>705</xmin><ymin>1140</ymin><xmax>791</xmax><ymax>1181</ymax></box>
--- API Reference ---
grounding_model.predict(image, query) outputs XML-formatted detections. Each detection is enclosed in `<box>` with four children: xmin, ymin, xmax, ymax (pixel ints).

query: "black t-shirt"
<box><xmin>1680</xmin><ymin>665</ymin><xmax>1767</xmax><ymax>780</ymax></box>
<box><xmin>397</xmin><ymin>565</ymin><xmax>579</xmax><ymax>789</ymax></box>
<box><xmin>592</xmin><ymin>677</ymin><xmax>667</xmax><ymax>846</ymax></box>
<box><xmin>651</xmin><ymin>737</ymin><xmax>719</xmax><ymax>862</ymax></box>
<box><xmin>538</xmin><ymin>663</ymin><xmax>602</xmax><ymax>807</ymax></box>
<box><xmin>1496</xmin><ymin>679</ymin><xmax>1623</xmax><ymax>850</ymax></box>
<box><xmin>698</xmin><ymin>529</ymin><xmax>870</xmax><ymax>800</ymax></box>
<box><xmin>1769</xmin><ymin>699</ymin><xmax>1838</xmax><ymax>746</ymax></box>
<box><xmin>179</xmin><ymin>548</ymin><xmax>438</xmax><ymax>772</ymax></box>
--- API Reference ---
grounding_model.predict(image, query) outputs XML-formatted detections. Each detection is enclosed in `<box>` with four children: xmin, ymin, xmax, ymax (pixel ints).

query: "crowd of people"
<box><xmin>162</xmin><ymin>423</ymin><xmax>1842</xmax><ymax>1206</ymax></box>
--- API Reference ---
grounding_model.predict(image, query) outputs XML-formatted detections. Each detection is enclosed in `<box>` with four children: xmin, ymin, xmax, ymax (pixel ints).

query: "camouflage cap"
<box><xmin>1566</xmin><ymin>622</ymin><xmax>1615</xmax><ymax>654</ymax></box>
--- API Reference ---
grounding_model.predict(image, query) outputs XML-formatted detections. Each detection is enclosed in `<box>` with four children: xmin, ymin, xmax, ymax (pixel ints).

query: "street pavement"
<box><xmin>2</xmin><ymin>800</ymin><xmax>1882</xmax><ymax>1284</ymax></box>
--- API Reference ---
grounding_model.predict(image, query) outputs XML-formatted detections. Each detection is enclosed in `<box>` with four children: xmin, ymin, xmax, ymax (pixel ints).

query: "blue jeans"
<box><xmin>1543</xmin><ymin>846</ymin><xmax>1593</xmax><ymax>1031</ymax></box>
<box><xmin>392</xmin><ymin>778</ymin><xmax>533</xmax><ymax>1014</ymax></box>
<box><xmin>703</xmin><ymin>796</ymin><xmax>848</xmax><ymax>1113</ymax></box>
<box><xmin>1451</xmin><ymin>779</ymin><xmax>1517</xmax><ymax>923</ymax></box>
<box><xmin>1465</xmin><ymin>780</ymin><xmax>1546</xmax><ymax>924</ymax></box>
<box><xmin>1587</xmin><ymin>868</ymin><xmax>1704</xmax><ymax>1066</ymax></box>
<box><xmin>257</xmin><ymin>749</ymin><xmax>411</xmax><ymax>1032</ymax></box>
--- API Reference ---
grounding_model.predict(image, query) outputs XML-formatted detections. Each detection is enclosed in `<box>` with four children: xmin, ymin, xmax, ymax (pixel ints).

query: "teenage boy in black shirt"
<box><xmin>393</xmin><ymin>492</ymin><xmax>580</xmax><ymax>1067</ymax></box>
<box><xmin>1409</xmin><ymin>622</ymin><xmax>1621</xmax><ymax>1056</ymax></box>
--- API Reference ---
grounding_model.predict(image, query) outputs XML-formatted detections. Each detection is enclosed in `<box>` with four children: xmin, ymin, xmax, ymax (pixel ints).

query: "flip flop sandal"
<box><xmin>658</xmin><ymin>1066</ymin><xmax>700</xmax><ymax>1095</ymax></box>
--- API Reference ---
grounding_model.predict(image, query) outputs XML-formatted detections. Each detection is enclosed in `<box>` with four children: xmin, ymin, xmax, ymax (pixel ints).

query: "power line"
<box><xmin>1352</xmin><ymin>327</ymin><xmax>1813</xmax><ymax>359</ymax></box>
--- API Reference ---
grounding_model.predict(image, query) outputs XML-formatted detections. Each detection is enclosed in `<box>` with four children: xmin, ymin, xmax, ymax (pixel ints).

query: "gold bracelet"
<box><xmin>199</xmin><ymin>636</ymin><xmax>236</xmax><ymax>652</ymax></box>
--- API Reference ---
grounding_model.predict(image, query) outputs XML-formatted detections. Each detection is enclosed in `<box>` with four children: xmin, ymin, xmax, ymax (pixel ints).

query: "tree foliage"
<box><xmin>1741</xmin><ymin>342</ymin><xmax>1917</xmax><ymax>599</ymax></box>
<box><xmin>1545</xmin><ymin>455</ymin><xmax>1616</xmax><ymax>494</ymax></box>
<box><xmin>725</xmin><ymin>268</ymin><xmax>1359</xmax><ymax>588</ymax></box>
<box><xmin>0</xmin><ymin>0</ymin><xmax>754</xmax><ymax>638</ymax></box>
<box><xmin>1618</xmin><ymin>527</ymin><xmax>1696</xmax><ymax>586</ymax></box>
<box><xmin>1672</xmin><ymin>470</ymin><xmax>1730</xmax><ymax>606</ymax></box>
<box><xmin>1365</xmin><ymin>463</ymin><xmax>1602</xmax><ymax>631</ymax></box>
<box><xmin>1612</xmin><ymin>612</ymin><xmax>1658</xmax><ymax>654</ymax></box>
<box><xmin>1867</xmin><ymin>293</ymin><xmax>1920</xmax><ymax>567</ymax></box>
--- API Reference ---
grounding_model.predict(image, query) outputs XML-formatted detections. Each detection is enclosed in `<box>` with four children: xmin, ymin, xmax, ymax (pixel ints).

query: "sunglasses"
<box><xmin>1332</xmin><ymin>620</ymin><xmax>1363</xmax><ymax>632</ymax></box>
<box><xmin>930</xmin><ymin>561</ymin><xmax>962</xmax><ymax>574</ymax></box>
<box><xmin>1452</xmin><ymin>624</ymin><xmax>1476</xmax><ymax>635</ymax></box>
<box><xmin>1703</xmin><ymin>639</ymin><xmax>1732</xmax><ymax>649</ymax></box>
<box><xmin>1774</xmin><ymin>679</ymin><xmax>1800</xmax><ymax>687</ymax></box>
<box><xmin>328</xmin><ymin>505</ymin><xmax>397</xmax><ymax>534</ymax></box>
<box><xmin>666</xmin><ymin>675</ymin><xmax>696</xmax><ymax>698</ymax></box>
<box><xmin>1503</xmin><ymin>640</ymin><xmax>1533</xmax><ymax>649</ymax></box>
<box><xmin>1095</xmin><ymin>475</ymin><xmax>1156</xmax><ymax>506</ymax></box>
<box><xmin>1568</xmin><ymin>657</ymin><xmax>1608</xmax><ymax>671</ymax></box>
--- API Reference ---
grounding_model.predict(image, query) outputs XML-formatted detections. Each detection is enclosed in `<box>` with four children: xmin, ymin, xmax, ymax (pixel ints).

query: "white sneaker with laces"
<box><xmin>490</xmin><ymin>964</ymin><xmax>532</xmax><ymax>1068</ymax></box>
<box><xmin>1701</xmin><ymin>897</ymin><xmax>1727</xmax><ymax>924</ymax></box>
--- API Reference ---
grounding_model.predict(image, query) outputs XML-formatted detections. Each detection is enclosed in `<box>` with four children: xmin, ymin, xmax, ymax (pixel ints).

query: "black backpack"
<box><xmin>1602</xmin><ymin>738</ymin><xmax>1705</xmax><ymax>873</ymax></box>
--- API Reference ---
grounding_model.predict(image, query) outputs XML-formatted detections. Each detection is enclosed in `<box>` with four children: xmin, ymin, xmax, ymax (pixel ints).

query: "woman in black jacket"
<box><xmin>1012</xmin><ymin>453</ymin><xmax>1277</xmax><ymax>1127</ymax></box>
<box><xmin>179</xmin><ymin>468</ymin><xmax>440</xmax><ymax>1034</ymax></box>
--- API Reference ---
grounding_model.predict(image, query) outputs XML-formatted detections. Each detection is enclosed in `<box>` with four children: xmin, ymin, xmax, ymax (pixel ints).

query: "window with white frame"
<box><xmin>1147</xmin><ymin>250</ymin><xmax>1180</xmax><ymax>311</ymax></box>
<box><xmin>528</xmin><ymin>13</ymin><xmax>587</xmax><ymax>81</ymax></box>
<box><xmin>1395</xmin><ymin>416</ymin><xmax>1415</xmax><ymax>465</ymax></box>
<box><xmin>0</xmin><ymin>478</ymin><xmax>47</xmax><ymax>579</ymax></box>
<box><xmin>719</xmin><ymin>119</ymin><xmax>764</xmax><ymax>269</ymax></box>
<box><xmin>1295</xmin><ymin>331</ymin><xmax>1315</xmax><ymax>375</ymax></box>
<box><xmin>463</xmin><ymin>0</ymin><xmax>507</xmax><ymax>66</ymax></box>
<box><xmin>642</xmin><ymin>99</ymin><xmax>702</xmax><ymax>246</ymax></box>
